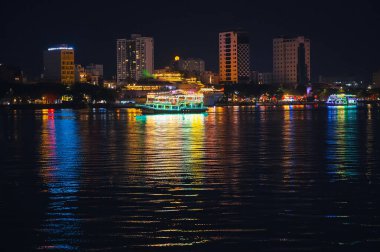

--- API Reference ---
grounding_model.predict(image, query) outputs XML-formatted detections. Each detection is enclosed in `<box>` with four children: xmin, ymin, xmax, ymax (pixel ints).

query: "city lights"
<box><xmin>2</xmin><ymin>2</ymin><xmax>380</xmax><ymax>252</ymax></box>
<box><xmin>47</xmin><ymin>46</ymin><xmax>74</xmax><ymax>51</ymax></box>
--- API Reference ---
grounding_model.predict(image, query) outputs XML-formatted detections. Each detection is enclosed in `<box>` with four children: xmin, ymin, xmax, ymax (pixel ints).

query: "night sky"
<box><xmin>1</xmin><ymin>0</ymin><xmax>380</xmax><ymax>81</ymax></box>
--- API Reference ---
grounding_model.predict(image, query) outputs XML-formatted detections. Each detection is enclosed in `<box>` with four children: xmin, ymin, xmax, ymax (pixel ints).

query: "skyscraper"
<box><xmin>116</xmin><ymin>39</ymin><xmax>127</xmax><ymax>85</ymax></box>
<box><xmin>135</xmin><ymin>35</ymin><xmax>154</xmax><ymax>80</ymax></box>
<box><xmin>117</xmin><ymin>34</ymin><xmax>154</xmax><ymax>84</ymax></box>
<box><xmin>273</xmin><ymin>36</ymin><xmax>311</xmax><ymax>86</ymax></box>
<box><xmin>126</xmin><ymin>38</ymin><xmax>136</xmax><ymax>82</ymax></box>
<box><xmin>219</xmin><ymin>31</ymin><xmax>250</xmax><ymax>84</ymax></box>
<box><xmin>43</xmin><ymin>44</ymin><xmax>75</xmax><ymax>85</ymax></box>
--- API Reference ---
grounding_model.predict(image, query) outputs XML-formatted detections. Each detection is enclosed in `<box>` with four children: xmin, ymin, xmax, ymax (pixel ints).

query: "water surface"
<box><xmin>1</xmin><ymin>106</ymin><xmax>380</xmax><ymax>251</ymax></box>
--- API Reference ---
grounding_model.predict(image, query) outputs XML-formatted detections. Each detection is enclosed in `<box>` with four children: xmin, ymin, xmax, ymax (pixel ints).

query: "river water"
<box><xmin>1</xmin><ymin>106</ymin><xmax>380</xmax><ymax>251</ymax></box>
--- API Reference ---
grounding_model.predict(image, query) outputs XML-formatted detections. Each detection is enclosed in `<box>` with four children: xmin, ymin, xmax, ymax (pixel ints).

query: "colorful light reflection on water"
<box><xmin>0</xmin><ymin>106</ymin><xmax>380</xmax><ymax>251</ymax></box>
<box><xmin>326</xmin><ymin>107</ymin><xmax>360</xmax><ymax>182</ymax></box>
<box><xmin>38</xmin><ymin>109</ymin><xmax>82</xmax><ymax>250</ymax></box>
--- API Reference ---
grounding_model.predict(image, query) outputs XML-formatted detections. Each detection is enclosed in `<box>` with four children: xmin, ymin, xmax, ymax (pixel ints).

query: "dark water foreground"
<box><xmin>1</xmin><ymin>106</ymin><xmax>380</xmax><ymax>252</ymax></box>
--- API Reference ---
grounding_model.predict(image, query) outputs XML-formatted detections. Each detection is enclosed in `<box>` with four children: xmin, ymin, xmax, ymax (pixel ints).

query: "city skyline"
<box><xmin>1</xmin><ymin>1</ymin><xmax>380</xmax><ymax>81</ymax></box>
<box><xmin>2</xmin><ymin>2</ymin><xmax>380</xmax><ymax>251</ymax></box>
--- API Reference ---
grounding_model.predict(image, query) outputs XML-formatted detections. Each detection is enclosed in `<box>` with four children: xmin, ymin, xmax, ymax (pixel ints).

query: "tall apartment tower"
<box><xmin>135</xmin><ymin>35</ymin><xmax>154</xmax><ymax>80</ymax></box>
<box><xmin>116</xmin><ymin>39</ymin><xmax>127</xmax><ymax>85</ymax></box>
<box><xmin>43</xmin><ymin>44</ymin><xmax>75</xmax><ymax>85</ymax></box>
<box><xmin>219</xmin><ymin>31</ymin><xmax>250</xmax><ymax>84</ymax></box>
<box><xmin>126</xmin><ymin>38</ymin><xmax>137</xmax><ymax>81</ymax></box>
<box><xmin>273</xmin><ymin>36</ymin><xmax>311</xmax><ymax>85</ymax></box>
<box><xmin>117</xmin><ymin>34</ymin><xmax>154</xmax><ymax>83</ymax></box>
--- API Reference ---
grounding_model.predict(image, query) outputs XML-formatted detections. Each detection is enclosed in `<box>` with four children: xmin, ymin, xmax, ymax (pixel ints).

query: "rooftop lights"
<box><xmin>48</xmin><ymin>47</ymin><xmax>74</xmax><ymax>51</ymax></box>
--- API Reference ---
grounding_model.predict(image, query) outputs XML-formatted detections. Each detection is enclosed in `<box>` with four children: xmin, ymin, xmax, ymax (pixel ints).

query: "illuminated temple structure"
<box><xmin>153</xmin><ymin>67</ymin><xmax>202</xmax><ymax>85</ymax></box>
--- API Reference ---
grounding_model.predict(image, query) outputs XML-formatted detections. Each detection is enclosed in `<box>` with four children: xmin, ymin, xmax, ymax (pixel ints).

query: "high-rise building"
<box><xmin>273</xmin><ymin>36</ymin><xmax>311</xmax><ymax>86</ymax></box>
<box><xmin>219</xmin><ymin>31</ymin><xmax>250</xmax><ymax>84</ymax></box>
<box><xmin>116</xmin><ymin>39</ymin><xmax>127</xmax><ymax>85</ymax></box>
<box><xmin>43</xmin><ymin>44</ymin><xmax>75</xmax><ymax>85</ymax></box>
<box><xmin>135</xmin><ymin>35</ymin><xmax>154</xmax><ymax>80</ymax></box>
<box><xmin>126</xmin><ymin>39</ymin><xmax>136</xmax><ymax>81</ymax></box>
<box><xmin>117</xmin><ymin>34</ymin><xmax>154</xmax><ymax>84</ymax></box>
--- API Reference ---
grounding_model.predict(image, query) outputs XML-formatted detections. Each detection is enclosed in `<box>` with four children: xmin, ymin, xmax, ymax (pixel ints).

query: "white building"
<box><xmin>135</xmin><ymin>35</ymin><xmax>154</xmax><ymax>80</ymax></box>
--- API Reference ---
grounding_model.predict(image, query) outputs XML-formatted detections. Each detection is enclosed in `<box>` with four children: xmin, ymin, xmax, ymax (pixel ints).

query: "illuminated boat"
<box><xmin>278</xmin><ymin>94</ymin><xmax>306</xmax><ymax>105</ymax></box>
<box><xmin>326</xmin><ymin>94</ymin><xmax>358</xmax><ymax>106</ymax></box>
<box><xmin>138</xmin><ymin>91</ymin><xmax>208</xmax><ymax>114</ymax></box>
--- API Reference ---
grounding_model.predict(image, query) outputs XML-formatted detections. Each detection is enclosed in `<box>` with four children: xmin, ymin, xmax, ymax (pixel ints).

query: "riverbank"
<box><xmin>1</xmin><ymin>100</ymin><xmax>379</xmax><ymax>110</ymax></box>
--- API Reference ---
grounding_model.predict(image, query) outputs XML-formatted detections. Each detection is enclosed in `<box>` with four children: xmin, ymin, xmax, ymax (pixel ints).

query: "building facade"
<box><xmin>86</xmin><ymin>64</ymin><xmax>104</xmax><ymax>85</ymax></box>
<box><xmin>126</xmin><ymin>39</ymin><xmax>137</xmax><ymax>81</ymax></box>
<box><xmin>273</xmin><ymin>36</ymin><xmax>311</xmax><ymax>86</ymax></box>
<box><xmin>43</xmin><ymin>45</ymin><xmax>75</xmax><ymax>85</ymax></box>
<box><xmin>176</xmin><ymin>58</ymin><xmax>205</xmax><ymax>74</ymax></box>
<box><xmin>258</xmin><ymin>72</ymin><xmax>273</xmax><ymax>85</ymax></box>
<box><xmin>219</xmin><ymin>31</ymin><xmax>250</xmax><ymax>84</ymax></box>
<box><xmin>135</xmin><ymin>35</ymin><xmax>154</xmax><ymax>80</ymax></box>
<box><xmin>117</xmin><ymin>34</ymin><xmax>154</xmax><ymax>84</ymax></box>
<box><xmin>200</xmin><ymin>71</ymin><xmax>220</xmax><ymax>85</ymax></box>
<box><xmin>75</xmin><ymin>65</ymin><xmax>87</xmax><ymax>83</ymax></box>
<box><xmin>116</xmin><ymin>39</ymin><xmax>127</xmax><ymax>85</ymax></box>
<box><xmin>251</xmin><ymin>71</ymin><xmax>273</xmax><ymax>85</ymax></box>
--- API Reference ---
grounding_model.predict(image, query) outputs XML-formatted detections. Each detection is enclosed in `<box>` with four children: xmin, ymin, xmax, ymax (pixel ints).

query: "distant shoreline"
<box><xmin>0</xmin><ymin>100</ymin><xmax>379</xmax><ymax>110</ymax></box>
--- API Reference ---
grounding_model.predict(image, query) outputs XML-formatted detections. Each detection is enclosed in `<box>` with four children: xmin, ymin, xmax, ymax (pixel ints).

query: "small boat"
<box><xmin>137</xmin><ymin>91</ymin><xmax>208</xmax><ymax>114</ymax></box>
<box><xmin>326</xmin><ymin>94</ymin><xmax>358</xmax><ymax>107</ymax></box>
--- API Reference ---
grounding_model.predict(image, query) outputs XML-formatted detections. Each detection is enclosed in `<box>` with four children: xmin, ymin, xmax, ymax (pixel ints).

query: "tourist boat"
<box><xmin>326</xmin><ymin>94</ymin><xmax>358</xmax><ymax>107</ymax></box>
<box><xmin>137</xmin><ymin>91</ymin><xmax>208</xmax><ymax>114</ymax></box>
<box><xmin>278</xmin><ymin>94</ymin><xmax>307</xmax><ymax>105</ymax></box>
